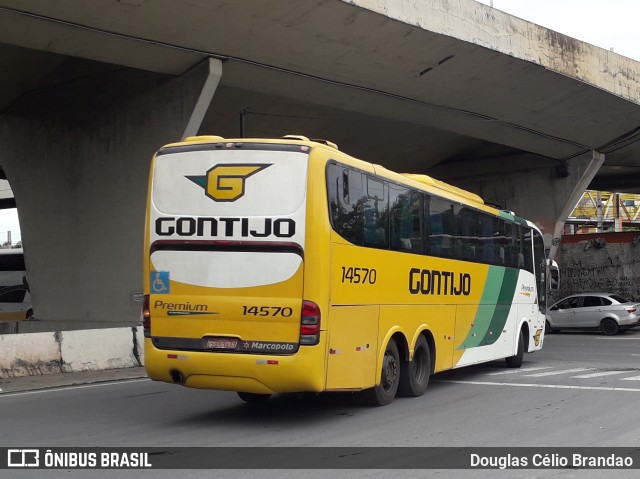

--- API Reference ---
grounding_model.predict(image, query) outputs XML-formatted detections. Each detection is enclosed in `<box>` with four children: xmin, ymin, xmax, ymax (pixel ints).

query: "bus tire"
<box><xmin>360</xmin><ymin>338</ymin><xmax>400</xmax><ymax>407</ymax></box>
<box><xmin>237</xmin><ymin>392</ymin><xmax>271</xmax><ymax>404</ymax></box>
<box><xmin>505</xmin><ymin>328</ymin><xmax>524</xmax><ymax>368</ymax></box>
<box><xmin>398</xmin><ymin>335</ymin><xmax>430</xmax><ymax>397</ymax></box>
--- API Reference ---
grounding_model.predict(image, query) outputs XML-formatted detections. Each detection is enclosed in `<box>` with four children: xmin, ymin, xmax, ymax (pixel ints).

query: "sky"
<box><xmin>0</xmin><ymin>208</ymin><xmax>20</xmax><ymax>245</ymax></box>
<box><xmin>475</xmin><ymin>0</ymin><xmax>640</xmax><ymax>61</ymax></box>
<box><xmin>1</xmin><ymin>1</ymin><xmax>638</xmax><ymax>245</ymax></box>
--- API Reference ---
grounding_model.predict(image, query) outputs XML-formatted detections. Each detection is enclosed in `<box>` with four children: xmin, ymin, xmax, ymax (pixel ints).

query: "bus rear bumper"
<box><xmin>144</xmin><ymin>337</ymin><xmax>326</xmax><ymax>394</ymax></box>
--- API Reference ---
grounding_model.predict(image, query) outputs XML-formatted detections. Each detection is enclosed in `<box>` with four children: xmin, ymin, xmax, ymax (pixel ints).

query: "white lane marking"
<box><xmin>621</xmin><ymin>375</ymin><xmax>640</xmax><ymax>381</ymax></box>
<box><xmin>572</xmin><ymin>371</ymin><xmax>630</xmax><ymax>379</ymax></box>
<box><xmin>487</xmin><ymin>366</ymin><xmax>552</xmax><ymax>376</ymax></box>
<box><xmin>438</xmin><ymin>379</ymin><xmax>640</xmax><ymax>392</ymax></box>
<box><xmin>596</xmin><ymin>337</ymin><xmax>640</xmax><ymax>340</ymax></box>
<box><xmin>0</xmin><ymin>378</ymin><xmax>150</xmax><ymax>399</ymax></box>
<box><xmin>525</xmin><ymin>367</ymin><xmax>593</xmax><ymax>377</ymax></box>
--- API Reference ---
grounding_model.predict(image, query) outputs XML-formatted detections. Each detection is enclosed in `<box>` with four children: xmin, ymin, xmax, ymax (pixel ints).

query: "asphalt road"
<box><xmin>2</xmin><ymin>328</ymin><xmax>640</xmax><ymax>478</ymax></box>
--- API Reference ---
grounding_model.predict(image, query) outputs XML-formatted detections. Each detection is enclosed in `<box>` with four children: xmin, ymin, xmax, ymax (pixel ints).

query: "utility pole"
<box><xmin>596</xmin><ymin>191</ymin><xmax>603</xmax><ymax>232</ymax></box>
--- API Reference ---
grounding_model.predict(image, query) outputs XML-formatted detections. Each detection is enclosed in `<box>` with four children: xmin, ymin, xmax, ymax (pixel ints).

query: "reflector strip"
<box><xmin>256</xmin><ymin>359</ymin><xmax>279</xmax><ymax>365</ymax></box>
<box><xmin>167</xmin><ymin>354</ymin><xmax>187</xmax><ymax>360</ymax></box>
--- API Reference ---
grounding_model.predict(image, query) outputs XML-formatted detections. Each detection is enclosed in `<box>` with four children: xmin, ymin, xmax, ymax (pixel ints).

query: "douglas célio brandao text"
<box><xmin>470</xmin><ymin>452</ymin><xmax>633</xmax><ymax>469</ymax></box>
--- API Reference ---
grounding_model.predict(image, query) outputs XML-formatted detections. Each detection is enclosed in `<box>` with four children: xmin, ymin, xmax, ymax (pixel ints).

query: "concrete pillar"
<box><xmin>548</xmin><ymin>151</ymin><xmax>605</xmax><ymax>259</ymax></box>
<box><xmin>0</xmin><ymin>58</ymin><xmax>221</xmax><ymax>332</ymax></box>
<box><xmin>182</xmin><ymin>58</ymin><xmax>223</xmax><ymax>140</ymax></box>
<box><xmin>452</xmin><ymin>150</ymin><xmax>605</xmax><ymax>260</ymax></box>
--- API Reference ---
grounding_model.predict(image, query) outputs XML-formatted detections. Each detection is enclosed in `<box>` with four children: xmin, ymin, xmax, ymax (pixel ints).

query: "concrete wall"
<box><xmin>552</xmin><ymin>232</ymin><xmax>640</xmax><ymax>303</ymax></box>
<box><xmin>0</xmin><ymin>326</ymin><xmax>144</xmax><ymax>378</ymax></box>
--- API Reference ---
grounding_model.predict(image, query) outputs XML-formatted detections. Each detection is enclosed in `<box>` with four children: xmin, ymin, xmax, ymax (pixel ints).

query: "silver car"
<box><xmin>546</xmin><ymin>293</ymin><xmax>640</xmax><ymax>335</ymax></box>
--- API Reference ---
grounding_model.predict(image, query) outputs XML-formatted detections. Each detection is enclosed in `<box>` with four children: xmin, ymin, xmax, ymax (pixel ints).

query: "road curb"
<box><xmin>0</xmin><ymin>367</ymin><xmax>148</xmax><ymax>394</ymax></box>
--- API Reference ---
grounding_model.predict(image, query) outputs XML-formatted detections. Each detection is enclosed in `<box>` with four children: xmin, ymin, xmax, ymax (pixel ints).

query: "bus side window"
<box><xmin>363</xmin><ymin>176</ymin><xmax>388</xmax><ymax>249</ymax></box>
<box><xmin>454</xmin><ymin>207</ymin><xmax>477</xmax><ymax>262</ymax></box>
<box><xmin>342</xmin><ymin>170</ymin><xmax>349</xmax><ymax>203</ymax></box>
<box><xmin>519</xmin><ymin>226</ymin><xmax>534</xmax><ymax>273</ymax></box>
<box><xmin>328</xmin><ymin>164</ymin><xmax>365</xmax><ymax>246</ymax></box>
<box><xmin>426</xmin><ymin>196</ymin><xmax>454</xmax><ymax>258</ymax></box>
<box><xmin>502</xmin><ymin>223</ymin><xmax>518</xmax><ymax>268</ymax></box>
<box><xmin>477</xmin><ymin>215</ymin><xmax>497</xmax><ymax>264</ymax></box>
<box><xmin>390</xmin><ymin>186</ymin><xmax>422</xmax><ymax>253</ymax></box>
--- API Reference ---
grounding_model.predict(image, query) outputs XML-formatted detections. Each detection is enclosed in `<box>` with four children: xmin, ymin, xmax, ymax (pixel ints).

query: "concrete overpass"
<box><xmin>1</xmin><ymin>0</ymin><xmax>640</xmax><ymax>332</ymax></box>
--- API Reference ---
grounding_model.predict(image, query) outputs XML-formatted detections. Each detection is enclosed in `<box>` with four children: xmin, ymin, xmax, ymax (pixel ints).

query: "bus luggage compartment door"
<box><xmin>325</xmin><ymin>305</ymin><xmax>378</xmax><ymax>390</ymax></box>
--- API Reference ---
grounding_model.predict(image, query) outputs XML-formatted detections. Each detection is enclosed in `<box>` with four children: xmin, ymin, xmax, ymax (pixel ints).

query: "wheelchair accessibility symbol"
<box><xmin>151</xmin><ymin>271</ymin><xmax>170</xmax><ymax>294</ymax></box>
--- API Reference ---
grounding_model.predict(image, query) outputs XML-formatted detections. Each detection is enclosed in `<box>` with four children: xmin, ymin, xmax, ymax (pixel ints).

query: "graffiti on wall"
<box><xmin>552</xmin><ymin>243</ymin><xmax>640</xmax><ymax>302</ymax></box>
<box><xmin>557</xmin><ymin>267</ymin><xmax>634</xmax><ymax>300</ymax></box>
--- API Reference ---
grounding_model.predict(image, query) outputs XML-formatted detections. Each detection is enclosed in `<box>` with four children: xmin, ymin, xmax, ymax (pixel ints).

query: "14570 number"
<box><xmin>341</xmin><ymin>266</ymin><xmax>377</xmax><ymax>284</ymax></box>
<box><xmin>242</xmin><ymin>306</ymin><xmax>293</xmax><ymax>317</ymax></box>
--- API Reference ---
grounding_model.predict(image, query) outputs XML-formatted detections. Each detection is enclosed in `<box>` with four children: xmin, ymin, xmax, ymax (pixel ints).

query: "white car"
<box><xmin>546</xmin><ymin>293</ymin><xmax>640</xmax><ymax>335</ymax></box>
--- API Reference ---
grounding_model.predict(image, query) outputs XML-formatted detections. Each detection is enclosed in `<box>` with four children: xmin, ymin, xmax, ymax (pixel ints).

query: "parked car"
<box><xmin>546</xmin><ymin>293</ymin><xmax>640</xmax><ymax>335</ymax></box>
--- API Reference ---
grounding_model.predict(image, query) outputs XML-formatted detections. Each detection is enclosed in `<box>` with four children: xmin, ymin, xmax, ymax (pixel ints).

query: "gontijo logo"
<box><xmin>186</xmin><ymin>163</ymin><xmax>271</xmax><ymax>202</ymax></box>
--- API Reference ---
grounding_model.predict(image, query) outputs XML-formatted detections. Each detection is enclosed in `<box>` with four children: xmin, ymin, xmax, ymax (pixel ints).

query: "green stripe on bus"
<box><xmin>499</xmin><ymin>211</ymin><xmax>515</xmax><ymax>221</ymax></box>
<box><xmin>512</xmin><ymin>216</ymin><xmax>528</xmax><ymax>227</ymax></box>
<box><xmin>480</xmin><ymin>267</ymin><xmax>519</xmax><ymax>346</ymax></box>
<box><xmin>458</xmin><ymin>267</ymin><xmax>505</xmax><ymax>349</ymax></box>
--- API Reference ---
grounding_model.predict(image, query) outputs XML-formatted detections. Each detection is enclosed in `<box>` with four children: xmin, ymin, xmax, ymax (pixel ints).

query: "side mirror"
<box><xmin>548</xmin><ymin>260</ymin><xmax>560</xmax><ymax>291</ymax></box>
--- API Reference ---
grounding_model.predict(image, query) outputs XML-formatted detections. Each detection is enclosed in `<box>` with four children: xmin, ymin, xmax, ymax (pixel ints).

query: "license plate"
<box><xmin>204</xmin><ymin>337</ymin><xmax>238</xmax><ymax>350</ymax></box>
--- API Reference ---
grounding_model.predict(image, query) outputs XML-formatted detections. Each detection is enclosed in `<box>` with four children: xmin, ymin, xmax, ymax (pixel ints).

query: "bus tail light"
<box><xmin>143</xmin><ymin>294</ymin><xmax>151</xmax><ymax>338</ymax></box>
<box><xmin>300</xmin><ymin>300</ymin><xmax>321</xmax><ymax>345</ymax></box>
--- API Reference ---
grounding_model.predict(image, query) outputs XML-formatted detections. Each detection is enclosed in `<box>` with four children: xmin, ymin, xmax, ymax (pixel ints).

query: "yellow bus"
<box><xmin>143</xmin><ymin>135</ymin><xmax>552</xmax><ymax>406</ymax></box>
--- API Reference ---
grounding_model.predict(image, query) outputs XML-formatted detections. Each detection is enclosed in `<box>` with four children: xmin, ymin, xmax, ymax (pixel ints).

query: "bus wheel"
<box><xmin>505</xmin><ymin>329</ymin><xmax>524</xmax><ymax>368</ymax></box>
<box><xmin>237</xmin><ymin>392</ymin><xmax>271</xmax><ymax>404</ymax></box>
<box><xmin>398</xmin><ymin>335</ymin><xmax>430</xmax><ymax>397</ymax></box>
<box><xmin>360</xmin><ymin>338</ymin><xmax>400</xmax><ymax>407</ymax></box>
